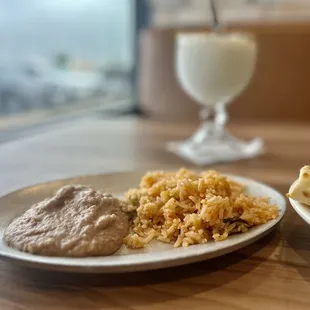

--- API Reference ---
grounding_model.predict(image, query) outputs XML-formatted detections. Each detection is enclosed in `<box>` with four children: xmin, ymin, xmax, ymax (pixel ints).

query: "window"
<box><xmin>0</xmin><ymin>0</ymin><xmax>136</xmax><ymax>133</ymax></box>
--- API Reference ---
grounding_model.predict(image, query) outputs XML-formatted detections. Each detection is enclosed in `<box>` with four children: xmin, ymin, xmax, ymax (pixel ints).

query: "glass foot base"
<box><xmin>166</xmin><ymin>133</ymin><xmax>264</xmax><ymax>166</ymax></box>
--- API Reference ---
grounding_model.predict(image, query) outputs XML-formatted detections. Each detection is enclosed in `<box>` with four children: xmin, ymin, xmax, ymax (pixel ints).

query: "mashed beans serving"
<box><xmin>4</xmin><ymin>185</ymin><xmax>129</xmax><ymax>257</ymax></box>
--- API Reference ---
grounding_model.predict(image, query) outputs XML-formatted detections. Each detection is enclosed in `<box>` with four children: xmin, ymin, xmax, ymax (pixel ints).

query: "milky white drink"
<box><xmin>176</xmin><ymin>32</ymin><xmax>257</xmax><ymax>106</ymax></box>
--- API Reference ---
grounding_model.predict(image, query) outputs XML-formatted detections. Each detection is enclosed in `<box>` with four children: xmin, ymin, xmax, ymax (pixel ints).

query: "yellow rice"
<box><xmin>123</xmin><ymin>168</ymin><xmax>278</xmax><ymax>249</ymax></box>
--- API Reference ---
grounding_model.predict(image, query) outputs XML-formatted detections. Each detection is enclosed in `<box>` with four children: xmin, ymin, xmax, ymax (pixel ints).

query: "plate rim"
<box><xmin>0</xmin><ymin>171</ymin><xmax>287</xmax><ymax>273</ymax></box>
<box><xmin>288</xmin><ymin>182</ymin><xmax>310</xmax><ymax>225</ymax></box>
<box><xmin>289</xmin><ymin>198</ymin><xmax>310</xmax><ymax>225</ymax></box>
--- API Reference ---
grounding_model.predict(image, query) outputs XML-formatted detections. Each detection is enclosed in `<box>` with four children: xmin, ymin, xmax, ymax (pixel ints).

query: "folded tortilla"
<box><xmin>288</xmin><ymin>166</ymin><xmax>310</xmax><ymax>206</ymax></box>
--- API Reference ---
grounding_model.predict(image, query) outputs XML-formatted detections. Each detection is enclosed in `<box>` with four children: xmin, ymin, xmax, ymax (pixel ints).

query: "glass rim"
<box><xmin>176</xmin><ymin>31</ymin><xmax>256</xmax><ymax>43</ymax></box>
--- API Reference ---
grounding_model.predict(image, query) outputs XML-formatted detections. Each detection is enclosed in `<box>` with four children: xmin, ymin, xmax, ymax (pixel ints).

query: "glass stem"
<box><xmin>214</xmin><ymin>102</ymin><xmax>228</xmax><ymax>138</ymax></box>
<box><xmin>189</xmin><ymin>103</ymin><xmax>228</xmax><ymax>145</ymax></box>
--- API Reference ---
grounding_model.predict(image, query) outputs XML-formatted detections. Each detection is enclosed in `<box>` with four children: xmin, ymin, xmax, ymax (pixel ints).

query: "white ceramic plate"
<box><xmin>289</xmin><ymin>183</ymin><xmax>310</xmax><ymax>225</ymax></box>
<box><xmin>0</xmin><ymin>172</ymin><xmax>286</xmax><ymax>273</ymax></box>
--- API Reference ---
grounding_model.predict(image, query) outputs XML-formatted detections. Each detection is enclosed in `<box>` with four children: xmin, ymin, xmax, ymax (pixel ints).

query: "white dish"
<box><xmin>289</xmin><ymin>183</ymin><xmax>310</xmax><ymax>225</ymax></box>
<box><xmin>0</xmin><ymin>172</ymin><xmax>286</xmax><ymax>273</ymax></box>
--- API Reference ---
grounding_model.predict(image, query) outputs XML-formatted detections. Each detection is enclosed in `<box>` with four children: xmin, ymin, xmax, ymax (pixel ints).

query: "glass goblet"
<box><xmin>167</xmin><ymin>32</ymin><xmax>263</xmax><ymax>165</ymax></box>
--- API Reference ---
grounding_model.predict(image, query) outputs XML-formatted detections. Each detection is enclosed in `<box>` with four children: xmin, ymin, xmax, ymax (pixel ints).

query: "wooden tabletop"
<box><xmin>0</xmin><ymin>116</ymin><xmax>309</xmax><ymax>310</ymax></box>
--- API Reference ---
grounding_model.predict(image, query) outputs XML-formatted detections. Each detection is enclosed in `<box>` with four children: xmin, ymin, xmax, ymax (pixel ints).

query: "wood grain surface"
<box><xmin>0</xmin><ymin>116</ymin><xmax>309</xmax><ymax>310</ymax></box>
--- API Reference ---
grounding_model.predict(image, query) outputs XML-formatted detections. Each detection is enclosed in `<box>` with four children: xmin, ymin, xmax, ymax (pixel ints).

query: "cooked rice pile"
<box><xmin>123</xmin><ymin>168</ymin><xmax>278</xmax><ymax>249</ymax></box>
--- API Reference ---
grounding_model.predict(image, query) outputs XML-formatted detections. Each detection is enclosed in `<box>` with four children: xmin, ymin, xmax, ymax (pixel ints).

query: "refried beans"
<box><xmin>4</xmin><ymin>185</ymin><xmax>129</xmax><ymax>257</ymax></box>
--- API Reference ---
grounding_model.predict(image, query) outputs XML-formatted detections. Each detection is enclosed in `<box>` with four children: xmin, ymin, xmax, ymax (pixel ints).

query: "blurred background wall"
<box><xmin>139</xmin><ymin>0</ymin><xmax>310</xmax><ymax>122</ymax></box>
